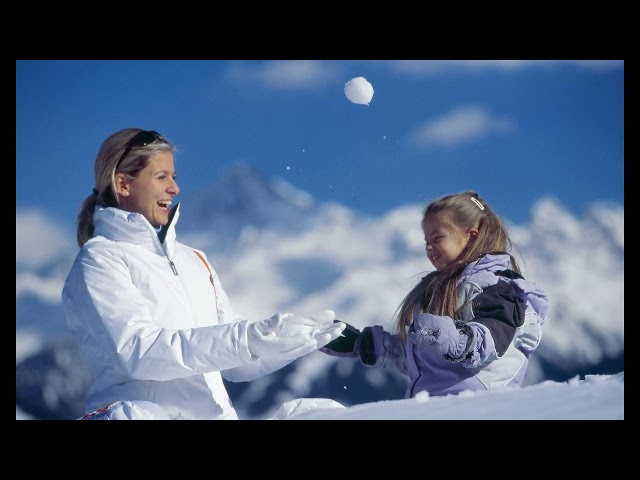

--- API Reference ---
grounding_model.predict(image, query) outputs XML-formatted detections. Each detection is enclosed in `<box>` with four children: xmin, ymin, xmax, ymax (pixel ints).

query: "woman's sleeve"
<box><xmin>192</xmin><ymin>251</ymin><xmax>320</xmax><ymax>383</ymax></box>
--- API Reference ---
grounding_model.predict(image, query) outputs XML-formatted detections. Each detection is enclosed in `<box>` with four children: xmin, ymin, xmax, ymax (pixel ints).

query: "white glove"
<box><xmin>247</xmin><ymin>310</ymin><xmax>346</xmax><ymax>359</ymax></box>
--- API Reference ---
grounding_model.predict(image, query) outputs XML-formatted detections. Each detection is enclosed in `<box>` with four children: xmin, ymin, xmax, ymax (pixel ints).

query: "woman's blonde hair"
<box><xmin>75</xmin><ymin>128</ymin><xmax>175</xmax><ymax>248</ymax></box>
<box><xmin>394</xmin><ymin>191</ymin><xmax>521</xmax><ymax>343</ymax></box>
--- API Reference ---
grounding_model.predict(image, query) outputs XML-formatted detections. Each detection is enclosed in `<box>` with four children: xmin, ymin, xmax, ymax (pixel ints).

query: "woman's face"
<box><xmin>117</xmin><ymin>151</ymin><xmax>180</xmax><ymax>227</ymax></box>
<box><xmin>422</xmin><ymin>212</ymin><xmax>475</xmax><ymax>272</ymax></box>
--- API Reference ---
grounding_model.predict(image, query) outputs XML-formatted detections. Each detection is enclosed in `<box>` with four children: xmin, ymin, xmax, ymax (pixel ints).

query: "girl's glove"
<box><xmin>319</xmin><ymin>322</ymin><xmax>361</xmax><ymax>356</ymax></box>
<box><xmin>409</xmin><ymin>313</ymin><xmax>472</xmax><ymax>360</ymax></box>
<box><xmin>319</xmin><ymin>321</ymin><xmax>380</xmax><ymax>366</ymax></box>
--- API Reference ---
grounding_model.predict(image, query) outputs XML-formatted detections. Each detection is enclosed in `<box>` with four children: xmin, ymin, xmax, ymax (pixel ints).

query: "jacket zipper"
<box><xmin>169</xmin><ymin>260</ymin><xmax>178</xmax><ymax>275</ymax></box>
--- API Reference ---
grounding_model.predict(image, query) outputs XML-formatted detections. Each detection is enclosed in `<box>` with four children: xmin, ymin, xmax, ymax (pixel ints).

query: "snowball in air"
<box><xmin>344</xmin><ymin>77</ymin><xmax>374</xmax><ymax>106</ymax></box>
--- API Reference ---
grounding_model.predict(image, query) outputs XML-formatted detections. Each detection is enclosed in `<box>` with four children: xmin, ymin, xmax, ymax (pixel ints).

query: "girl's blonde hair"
<box><xmin>75</xmin><ymin>128</ymin><xmax>175</xmax><ymax>248</ymax></box>
<box><xmin>394</xmin><ymin>191</ymin><xmax>521</xmax><ymax>343</ymax></box>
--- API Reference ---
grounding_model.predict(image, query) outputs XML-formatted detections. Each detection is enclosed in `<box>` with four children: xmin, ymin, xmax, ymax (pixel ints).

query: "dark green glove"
<box><xmin>319</xmin><ymin>321</ymin><xmax>378</xmax><ymax>367</ymax></box>
<box><xmin>319</xmin><ymin>320</ymin><xmax>361</xmax><ymax>355</ymax></box>
<box><xmin>358</xmin><ymin>327</ymin><xmax>376</xmax><ymax>366</ymax></box>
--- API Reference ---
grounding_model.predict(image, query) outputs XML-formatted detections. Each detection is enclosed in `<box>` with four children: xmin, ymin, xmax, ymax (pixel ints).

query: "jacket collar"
<box><xmin>92</xmin><ymin>203</ymin><xmax>181</xmax><ymax>255</ymax></box>
<box><xmin>461</xmin><ymin>253</ymin><xmax>512</xmax><ymax>278</ymax></box>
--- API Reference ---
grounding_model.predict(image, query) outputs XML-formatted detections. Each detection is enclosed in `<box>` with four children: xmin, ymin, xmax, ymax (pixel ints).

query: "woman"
<box><xmin>62</xmin><ymin>127</ymin><xmax>344</xmax><ymax>420</ymax></box>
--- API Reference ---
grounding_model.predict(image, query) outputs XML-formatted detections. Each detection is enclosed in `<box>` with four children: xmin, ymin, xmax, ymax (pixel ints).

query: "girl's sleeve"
<box><xmin>356</xmin><ymin>326</ymin><xmax>409</xmax><ymax>375</ymax></box>
<box><xmin>467</xmin><ymin>280</ymin><xmax>527</xmax><ymax>357</ymax></box>
<box><xmin>439</xmin><ymin>279</ymin><xmax>527</xmax><ymax>367</ymax></box>
<box><xmin>511</xmin><ymin>279</ymin><xmax>550</xmax><ymax>353</ymax></box>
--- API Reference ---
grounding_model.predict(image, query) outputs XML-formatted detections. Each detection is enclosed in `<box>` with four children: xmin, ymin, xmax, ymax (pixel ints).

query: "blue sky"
<box><xmin>16</xmin><ymin>60</ymin><xmax>624</xmax><ymax>231</ymax></box>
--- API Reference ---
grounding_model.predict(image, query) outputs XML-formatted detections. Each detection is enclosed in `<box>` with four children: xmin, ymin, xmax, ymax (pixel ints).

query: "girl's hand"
<box><xmin>410</xmin><ymin>313</ymin><xmax>470</xmax><ymax>359</ymax></box>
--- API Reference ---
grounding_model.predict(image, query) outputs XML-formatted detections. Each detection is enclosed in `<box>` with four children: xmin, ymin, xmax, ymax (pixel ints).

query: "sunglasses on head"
<box><xmin>116</xmin><ymin>130</ymin><xmax>162</xmax><ymax>170</ymax></box>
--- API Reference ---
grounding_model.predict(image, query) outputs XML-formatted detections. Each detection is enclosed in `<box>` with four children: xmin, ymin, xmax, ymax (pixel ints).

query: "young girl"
<box><xmin>321</xmin><ymin>191</ymin><xmax>550</xmax><ymax>397</ymax></box>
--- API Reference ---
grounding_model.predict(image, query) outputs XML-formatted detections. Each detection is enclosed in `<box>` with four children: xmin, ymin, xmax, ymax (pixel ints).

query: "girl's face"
<box><xmin>116</xmin><ymin>151</ymin><xmax>180</xmax><ymax>227</ymax></box>
<box><xmin>422</xmin><ymin>212</ymin><xmax>477</xmax><ymax>272</ymax></box>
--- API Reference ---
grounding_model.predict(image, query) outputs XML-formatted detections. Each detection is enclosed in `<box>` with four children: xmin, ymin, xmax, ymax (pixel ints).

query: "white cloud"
<box><xmin>407</xmin><ymin>105</ymin><xmax>516</xmax><ymax>149</ymax></box>
<box><xmin>226</xmin><ymin>60</ymin><xmax>342</xmax><ymax>90</ymax></box>
<box><xmin>16</xmin><ymin>209</ymin><xmax>76</xmax><ymax>268</ymax></box>
<box><xmin>16</xmin><ymin>271</ymin><xmax>66</xmax><ymax>304</ymax></box>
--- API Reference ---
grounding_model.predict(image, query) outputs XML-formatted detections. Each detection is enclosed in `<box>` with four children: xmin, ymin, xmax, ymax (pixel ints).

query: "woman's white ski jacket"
<box><xmin>63</xmin><ymin>204</ymin><xmax>290</xmax><ymax>420</ymax></box>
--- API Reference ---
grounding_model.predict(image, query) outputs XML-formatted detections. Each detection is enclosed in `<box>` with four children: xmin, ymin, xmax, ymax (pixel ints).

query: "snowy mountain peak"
<box><xmin>178</xmin><ymin>162</ymin><xmax>315</xmax><ymax>234</ymax></box>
